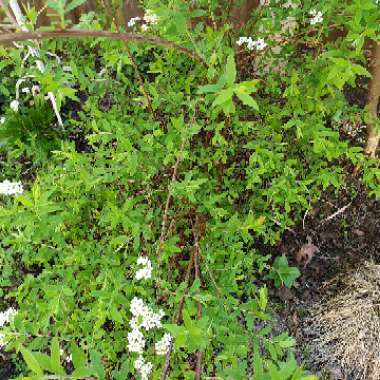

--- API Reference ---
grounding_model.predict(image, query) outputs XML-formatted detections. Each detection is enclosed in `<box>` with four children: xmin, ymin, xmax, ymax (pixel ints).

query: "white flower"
<box><xmin>127</xmin><ymin>328</ymin><xmax>145</xmax><ymax>353</ymax></box>
<box><xmin>143</xmin><ymin>10</ymin><xmax>158</xmax><ymax>25</ymax></box>
<box><xmin>141</xmin><ymin>24</ymin><xmax>149</xmax><ymax>32</ymax></box>
<box><xmin>128</xmin><ymin>17</ymin><xmax>141</xmax><ymax>27</ymax></box>
<box><xmin>136</xmin><ymin>256</ymin><xmax>152</xmax><ymax>280</ymax></box>
<box><xmin>66</xmin><ymin>354</ymin><xmax>72</xmax><ymax>363</ymax></box>
<box><xmin>0</xmin><ymin>181</ymin><xmax>23</xmax><ymax>195</ymax></box>
<box><xmin>155</xmin><ymin>333</ymin><xmax>172</xmax><ymax>355</ymax></box>
<box><xmin>237</xmin><ymin>37</ymin><xmax>267</xmax><ymax>51</ymax></box>
<box><xmin>0</xmin><ymin>332</ymin><xmax>6</xmax><ymax>347</ymax></box>
<box><xmin>130</xmin><ymin>297</ymin><xmax>164</xmax><ymax>331</ymax></box>
<box><xmin>10</xmin><ymin>100</ymin><xmax>19</xmax><ymax>112</ymax></box>
<box><xmin>0</xmin><ymin>307</ymin><xmax>17</xmax><ymax>327</ymax></box>
<box><xmin>21</xmin><ymin>87</ymin><xmax>30</xmax><ymax>94</ymax></box>
<box><xmin>62</xmin><ymin>66</ymin><xmax>72</xmax><ymax>72</ymax></box>
<box><xmin>260</xmin><ymin>0</ymin><xmax>270</xmax><ymax>5</ymax></box>
<box><xmin>237</xmin><ymin>36</ymin><xmax>249</xmax><ymax>46</ymax></box>
<box><xmin>254</xmin><ymin>38</ymin><xmax>267</xmax><ymax>51</ymax></box>
<box><xmin>309</xmin><ymin>9</ymin><xmax>323</xmax><ymax>25</ymax></box>
<box><xmin>31</xmin><ymin>85</ymin><xmax>40</xmax><ymax>97</ymax></box>
<box><xmin>0</xmin><ymin>117</ymin><xmax>5</xmax><ymax>125</ymax></box>
<box><xmin>133</xmin><ymin>356</ymin><xmax>153</xmax><ymax>380</ymax></box>
<box><xmin>134</xmin><ymin>355</ymin><xmax>145</xmax><ymax>370</ymax></box>
<box><xmin>140</xmin><ymin>361</ymin><xmax>153</xmax><ymax>380</ymax></box>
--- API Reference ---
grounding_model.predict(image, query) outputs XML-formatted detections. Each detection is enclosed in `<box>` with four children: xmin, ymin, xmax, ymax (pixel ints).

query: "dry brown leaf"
<box><xmin>295</xmin><ymin>237</ymin><xmax>319</xmax><ymax>266</ymax></box>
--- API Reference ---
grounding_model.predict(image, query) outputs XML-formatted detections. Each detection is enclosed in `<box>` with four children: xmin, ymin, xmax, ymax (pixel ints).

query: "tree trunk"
<box><xmin>230</xmin><ymin>0</ymin><xmax>259</xmax><ymax>29</ymax></box>
<box><xmin>364</xmin><ymin>41</ymin><xmax>380</xmax><ymax>158</ymax></box>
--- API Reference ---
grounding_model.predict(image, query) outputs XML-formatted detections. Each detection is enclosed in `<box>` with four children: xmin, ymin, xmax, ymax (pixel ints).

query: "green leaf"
<box><xmin>51</xmin><ymin>337</ymin><xmax>65</xmax><ymax>375</ymax></box>
<box><xmin>90</xmin><ymin>350</ymin><xmax>106</xmax><ymax>380</ymax></box>
<box><xmin>20</xmin><ymin>347</ymin><xmax>44</xmax><ymax>376</ymax></box>
<box><xmin>70</xmin><ymin>343</ymin><xmax>87</xmax><ymax>369</ymax></box>
<box><xmin>212</xmin><ymin>87</ymin><xmax>234</xmax><ymax>108</ymax></box>
<box><xmin>225</xmin><ymin>55</ymin><xmax>236</xmax><ymax>87</ymax></box>
<box><xmin>235</xmin><ymin>90</ymin><xmax>259</xmax><ymax>110</ymax></box>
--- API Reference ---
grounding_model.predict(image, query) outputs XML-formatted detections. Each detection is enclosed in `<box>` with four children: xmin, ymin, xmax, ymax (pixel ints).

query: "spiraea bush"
<box><xmin>0</xmin><ymin>0</ymin><xmax>379</xmax><ymax>379</ymax></box>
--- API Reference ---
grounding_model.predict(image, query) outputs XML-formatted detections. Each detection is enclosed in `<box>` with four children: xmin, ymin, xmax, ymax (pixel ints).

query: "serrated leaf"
<box><xmin>235</xmin><ymin>90</ymin><xmax>259</xmax><ymax>110</ymax></box>
<box><xmin>212</xmin><ymin>87</ymin><xmax>234</xmax><ymax>108</ymax></box>
<box><xmin>225</xmin><ymin>55</ymin><xmax>236</xmax><ymax>86</ymax></box>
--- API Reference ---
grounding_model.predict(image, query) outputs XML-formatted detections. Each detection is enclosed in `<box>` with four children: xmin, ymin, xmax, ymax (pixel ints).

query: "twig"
<box><xmin>192</xmin><ymin>213</ymin><xmax>204</xmax><ymax>380</ymax></box>
<box><xmin>160</xmin><ymin>248</ymin><xmax>195</xmax><ymax>380</ymax></box>
<box><xmin>156</xmin><ymin>140</ymin><xmax>185</xmax><ymax>259</ymax></box>
<box><xmin>0</xmin><ymin>30</ymin><xmax>206</xmax><ymax>64</ymax></box>
<box><xmin>320</xmin><ymin>202</ymin><xmax>352</xmax><ymax>224</ymax></box>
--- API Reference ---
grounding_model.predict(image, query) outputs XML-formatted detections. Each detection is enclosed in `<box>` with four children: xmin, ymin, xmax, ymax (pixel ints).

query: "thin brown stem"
<box><xmin>160</xmin><ymin>250</ymin><xmax>195</xmax><ymax>380</ymax></box>
<box><xmin>0</xmin><ymin>30</ymin><xmax>206</xmax><ymax>64</ymax></box>
<box><xmin>192</xmin><ymin>213</ymin><xmax>204</xmax><ymax>380</ymax></box>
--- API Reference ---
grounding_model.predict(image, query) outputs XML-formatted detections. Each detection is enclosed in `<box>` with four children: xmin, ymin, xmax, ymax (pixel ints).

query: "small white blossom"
<box><xmin>0</xmin><ymin>117</ymin><xmax>5</xmax><ymax>125</ymax></box>
<box><xmin>127</xmin><ymin>328</ymin><xmax>145</xmax><ymax>354</ymax></box>
<box><xmin>155</xmin><ymin>333</ymin><xmax>172</xmax><ymax>355</ymax></box>
<box><xmin>10</xmin><ymin>100</ymin><xmax>19</xmax><ymax>112</ymax></box>
<box><xmin>128</xmin><ymin>16</ymin><xmax>141</xmax><ymax>27</ymax></box>
<box><xmin>136</xmin><ymin>256</ymin><xmax>152</xmax><ymax>280</ymax></box>
<box><xmin>0</xmin><ymin>181</ymin><xmax>23</xmax><ymax>196</ymax></box>
<box><xmin>143</xmin><ymin>10</ymin><xmax>158</xmax><ymax>25</ymax></box>
<box><xmin>0</xmin><ymin>307</ymin><xmax>17</xmax><ymax>327</ymax></box>
<box><xmin>31</xmin><ymin>85</ymin><xmax>40</xmax><ymax>96</ymax></box>
<box><xmin>237</xmin><ymin>36</ymin><xmax>249</xmax><ymax>46</ymax></box>
<box><xmin>141</xmin><ymin>24</ymin><xmax>149</xmax><ymax>32</ymax></box>
<box><xmin>134</xmin><ymin>356</ymin><xmax>153</xmax><ymax>380</ymax></box>
<box><xmin>66</xmin><ymin>354</ymin><xmax>72</xmax><ymax>363</ymax></box>
<box><xmin>254</xmin><ymin>38</ymin><xmax>267</xmax><ymax>51</ymax></box>
<box><xmin>134</xmin><ymin>355</ymin><xmax>145</xmax><ymax>370</ymax></box>
<box><xmin>237</xmin><ymin>36</ymin><xmax>267</xmax><ymax>51</ymax></box>
<box><xmin>140</xmin><ymin>361</ymin><xmax>153</xmax><ymax>380</ymax></box>
<box><xmin>62</xmin><ymin>66</ymin><xmax>72</xmax><ymax>72</ymax></box>
<box><xmin>21</xmin><ymin>87</ymin><xmax>30</xmax><ymax>94</ymax></box>
<box><xmin>309</xmin><ymin>9</ymin><xmax>323</xmax><ymax>25</ymax></box>
<box><xmin>130</xmin><ymin>297</ymin><xmax>164</xmax><ymax>331</ymax></box>
<box><xmin>0</xmin><ymin>332</ymin><xmax>6</xmax><ymax>347</ymax></box>
<box><xmin>260</xmin><ymin>0</ymin><xmax>270</xmax><ymax>5</ymax></box>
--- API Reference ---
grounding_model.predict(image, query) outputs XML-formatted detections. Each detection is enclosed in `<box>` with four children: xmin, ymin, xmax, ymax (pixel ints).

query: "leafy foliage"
<box><xmin>0</xmin><ymin>0</ymin><xmax>379</xmax><ymax>379</ymax></box>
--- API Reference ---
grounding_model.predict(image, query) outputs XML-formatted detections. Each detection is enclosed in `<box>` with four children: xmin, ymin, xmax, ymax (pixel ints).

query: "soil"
<box><xmin>271</xmin><ymin>180</ymin><xmax>380</xmax><ymax>378</ymax></box>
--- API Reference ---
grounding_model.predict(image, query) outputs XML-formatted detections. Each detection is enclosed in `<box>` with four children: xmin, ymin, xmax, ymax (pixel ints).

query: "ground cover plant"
<box><xmin>0</xmin><ymin>0</ymin><xmax>379</xmax><ymax>379</ymax></box>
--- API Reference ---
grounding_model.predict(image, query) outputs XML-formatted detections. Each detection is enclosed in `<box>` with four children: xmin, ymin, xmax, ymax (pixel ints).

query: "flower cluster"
<box><xmin>134</xmin><ymin>355</ymin><xmax>153</xmax><ymax>380</ymax></box>
<box><xmin>237</xmin><ymin>37</ymin><xmax>267</xmax><ymax>51</ymax></box>
<box><xmin>136</xmin><ymin>256</ymin><xmax>153</xmax><ymax>280</ymax></box>
<box><xmin>127</xmin><ymin>16</ymin><xmax>141</xmax><ymax>27</ymax></box>
<box><xmin>128</xmin><ymin>257</ymin><xmax>172</xmax><ymax>380</ymax></box>
<box><xmin>155</xmin><ymin>332</ymin><xmax>172</xmax><ymax>356</ymax></box>
<box><xmin>143</xmin><ymin>10</ymin><xmax>159</xmax><ymax>25</ymax></box>
<box><xmin>0</xmin><ymin>180</ymin><xmax>24</xmax><ymax>195</ymax></box>
<box><xmin>0</xmin><ymin>307</ymin><xmax>17</xmax><ymax>348</ymax></box>
<box><xmin>130</xmin><ymin>297</ymin><xmax>164</xmax><ymax>331</ymax></box>
<box><xmin>128</xmin><ymin>10</ymin><xmax>158</xmax><ymax>32</ymax></box>
<box><xmin>0</xmin><ymin>307</ymin><xmax>17</xmax><ymax>327</ymax></box>
<box><xmin>309</xmin><ymin>9</ymin><xmax>323</xmax><ymax>25</ymax></box>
